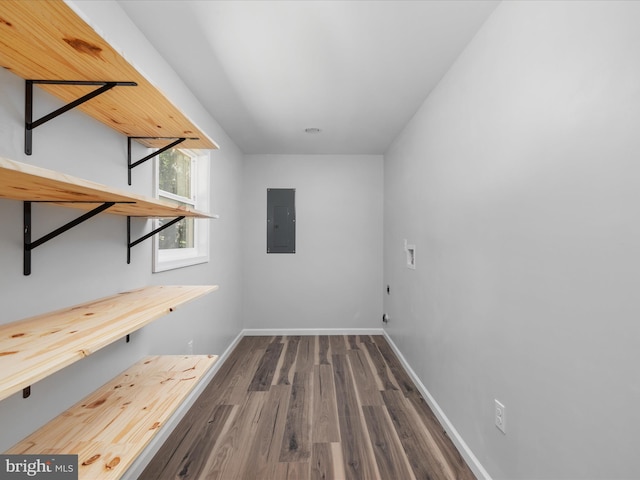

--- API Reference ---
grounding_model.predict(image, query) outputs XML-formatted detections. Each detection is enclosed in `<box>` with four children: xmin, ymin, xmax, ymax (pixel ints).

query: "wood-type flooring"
<box><xmin>140</xmin><ymin>335</ymin><xmax>476</xmax><ymax>480</ymax></box>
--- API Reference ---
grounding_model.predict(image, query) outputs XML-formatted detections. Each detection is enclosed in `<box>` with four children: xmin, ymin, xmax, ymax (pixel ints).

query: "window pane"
<box><xmin>159</xmin><ymin>148</ymin><xmax>192</xmax><ymax>199</ymax></box>
<box><xmin>158</xmin><ymin>216</ymin><xmax>194</xmax><ymax>249</ymax></box>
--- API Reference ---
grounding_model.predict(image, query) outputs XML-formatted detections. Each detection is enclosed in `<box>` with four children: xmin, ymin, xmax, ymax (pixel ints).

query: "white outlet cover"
<box><xmin>406</xmin><ymin>244</ymin><xmax>416</xmax><ymax>269</ymax></box>
<box><xmin>495</xmin><ymin>399</ymin><xmax>506</xmax><ymax>434</ymax></box>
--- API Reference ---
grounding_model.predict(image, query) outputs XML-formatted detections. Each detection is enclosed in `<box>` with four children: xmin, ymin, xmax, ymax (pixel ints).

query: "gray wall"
<box><xmin>0</xmin><ymin>1</ymin><xmax>244</xmax><ymax>452</ymax></box>
<box><xmin>242</xmin><ymin>154</ymin><xmax>383</xmax><ymax>330</ymax></box>
<box><xmin>383</xmin><ymin>1</ymin><xmax>640</xmax><ymax>478</ymax></box>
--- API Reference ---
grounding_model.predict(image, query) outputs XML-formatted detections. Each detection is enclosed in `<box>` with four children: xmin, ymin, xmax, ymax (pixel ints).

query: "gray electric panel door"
<box><xmin>267</xmin><ymin>188</ymin><xmax>295</xmax><ymax>253</ymax></box>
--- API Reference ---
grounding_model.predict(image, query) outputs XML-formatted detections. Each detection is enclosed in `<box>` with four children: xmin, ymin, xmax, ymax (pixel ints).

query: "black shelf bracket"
<box><xmin>127</xmin><ymin>215</ymin><xmax>186</xmax><ymax>264</ymax></box>
<box><xmin>127</xmin><ymin>136</ymin><xmax>198</xmax><ymax>185</ymax></box>
<box><xmin>25</xmin><ymin>80</ymin><xmax>137</xmax><ymax>155</ymax></box>
<box><xmin>24</xmin><ymin>201</ymin><xmax>117</xmax><ymax>275</ymax></box>
<box><xmin>23</xmin><ymin>386</ymin><xmax>31</xmax><ymax>399</ymax></box>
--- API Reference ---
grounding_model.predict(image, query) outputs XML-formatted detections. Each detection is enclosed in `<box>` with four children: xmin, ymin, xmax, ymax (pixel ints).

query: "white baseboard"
<box><xmin>242</xmin><ymin>327</ymin><xmax>385</xmax><ymax>336</ymax></box>
<box><xmin>382</xmin><ymin>331</ymin><xmax>492</xmax><ymax>480</ymax></box>
<box><xmin>122</xmin><ymin>329</ymin><xmax>245</xmax><ymax>480</ymax></box>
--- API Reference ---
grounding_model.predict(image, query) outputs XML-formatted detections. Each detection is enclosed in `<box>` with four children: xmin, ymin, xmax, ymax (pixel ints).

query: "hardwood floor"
<box><xmin>140</xmin><ymin>335</ymin><xmax>476</xmax><ymax>480</ymax></box>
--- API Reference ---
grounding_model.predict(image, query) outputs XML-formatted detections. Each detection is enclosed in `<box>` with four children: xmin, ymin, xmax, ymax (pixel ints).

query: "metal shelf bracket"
<box><xmin>127</xmin><ymin>136</ymin><xmax>198</xmax><ymax>185</ymax></box>
<box><xmin>24</xmin><ymin>201</ymin><xmax>117</xmax><ymax>275</ymax></box>
<box><xmin>25</xmin><ymin>80</ymin><xmax>137</xmax><ymax>155</ymax></box>
<box><xmin>127</xmin><ymin>215</ymin><xmax>186</xmax><ymax>264</ymax></box>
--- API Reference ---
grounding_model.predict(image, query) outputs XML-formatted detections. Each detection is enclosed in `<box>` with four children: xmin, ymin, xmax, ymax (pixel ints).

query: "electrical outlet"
<box><xmin>187</xmin><ymin>340</ymin><xmax>194</xmax><ymax>355</ymax></box>
<box><xmin>495</xmin><ymin>399</ymin><xmax>506</xmax><ymax>434</ymax></box>
<box><xmin>406</xmin><ymin>244</ymin><xmax>416</xmax><ymax>269</ymax></box>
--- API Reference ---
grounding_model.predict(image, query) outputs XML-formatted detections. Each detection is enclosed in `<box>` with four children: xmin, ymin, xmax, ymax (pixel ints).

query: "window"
<box><xmin>153</xmin><ymin>148</ymin><xmax>210</xmax><ymax>272</ymax></box>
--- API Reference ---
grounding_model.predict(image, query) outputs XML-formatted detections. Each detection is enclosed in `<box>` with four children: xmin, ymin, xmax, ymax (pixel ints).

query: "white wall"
<box><xmin>383</xmin><ymin>1</ymin><xmax>640</xmax><ymax>478</ymax></box>
<box><xmin>0</xmin><ymin>1</ymin><xmax>243</xmax><ymax>451</ymax></box>
<box><xmin>243</xmin><ymin>154</ymin><xmax>383</xmax><ymax>330</ymax></box>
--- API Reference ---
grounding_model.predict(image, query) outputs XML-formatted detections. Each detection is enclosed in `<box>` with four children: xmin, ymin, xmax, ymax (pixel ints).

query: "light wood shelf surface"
<box><xmin>5</xmin><ymin>355</ymin><xmax>219</xmax><ymax>479</ymax></box>
<box><xmin>0</xmin><ymin>157</ymin><xmax>212</xmax><ymax>218</ymax></box>
<box><xmin>0</xmin><ymin>0</ymin><xmax>217</xmax><ymax>150</ymax></box>
<box><xmin>0</xmin><ymin>285</ymin><xmax>218</xmax><ymax>402</ymax></box>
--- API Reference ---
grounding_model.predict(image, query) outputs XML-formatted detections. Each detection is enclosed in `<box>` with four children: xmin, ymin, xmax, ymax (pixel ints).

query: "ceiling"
<box><xmin>119</xmin><ymin>1</ymin><xmax>499</xmax><ymax>155</ymax></box>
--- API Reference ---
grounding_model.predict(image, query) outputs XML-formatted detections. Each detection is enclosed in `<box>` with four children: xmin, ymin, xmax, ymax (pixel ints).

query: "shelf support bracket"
<box><xmin>127</xmin><ymin>215</ymin><xmax>186</xmax><ymax>264</ymax></box>
<box><xmin>25</xmin><ymin>80</ymin><xmax>137</xmax><ymax>155</ymax></box>
<box><xmin>128</xmin><ymin>137</ymin><xmax>199</xmax><ymax>185</ymax></box>
<box><xmin>24</xmin><ymin>201</ymin><xmax>116</xmax><ymax>275</ymax></box>
<box><xmin>23</xmin><ymin>386</ymin><xmax>31</xmax><ymax>399</ymax></box>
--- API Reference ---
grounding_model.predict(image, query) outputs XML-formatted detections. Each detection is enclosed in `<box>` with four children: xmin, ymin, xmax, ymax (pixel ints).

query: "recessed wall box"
<box><xmin>406</xmin><ymin>244</ymin><xmax>416</xmax><ymax>269</ymax></box>
<box><xmin>267</xmin><ymin>188</ymin><xmax>296</xmax><ymax>253</ymax></box>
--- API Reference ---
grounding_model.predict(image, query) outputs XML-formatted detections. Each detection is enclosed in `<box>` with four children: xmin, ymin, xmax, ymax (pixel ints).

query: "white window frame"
<box><xmin>152</xmin><ymin>148</ymin><xmax>210</xmax><ymax>272</ymax></box>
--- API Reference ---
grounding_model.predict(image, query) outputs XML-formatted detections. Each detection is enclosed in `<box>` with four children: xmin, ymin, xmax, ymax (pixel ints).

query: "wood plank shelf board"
<box><xmin>0</xmin><ymin>157</ymin><xmax>212</xmax><ymax>218</ymax></box>
<box><xmin>0</xmin><ymin>285</ymin><xmax>218</xmax><ymax>402</ymax></box>
<box><xmin>0</xmin><ymin>0</ymin><xmax>217</xmax><ymax>150</ymax></box>
<box><xmin>5</xmin><ymin>355</ymin><xmax>219</xmax><ymax>480</ymax></box>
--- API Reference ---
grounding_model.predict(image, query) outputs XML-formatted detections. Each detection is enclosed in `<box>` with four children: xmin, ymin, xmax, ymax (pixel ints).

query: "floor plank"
<box><xmin>277</xmin><ymin>336</ymin><xmax>301</xmax><ymax>385</ymax></box>
<box><xmin>318</xmin><ymin>335</ymin><xmax>330</xmax><ymax>365</ymax></box>
<box><xmin>405</xmin><ymin>391</ymin><xmax>477</xmax><ymax>480</ymax></box>
<box><xmin>312</xmin><ymin>365</ymin><xmax>340</xmax><ymax>443</ymax></box>
<box><xmin>311</xmin><ymin>443</ymin><xmax>335</xmax><ymax>480</ymax></box>
<box><xmin>332</xmin><ymin>354</ymin><xmax>380</xmax><ymax>480</ymax></box>
<box><xmin>372</xmin><ymin>335</ymin><xmax>418</xmax><ymax>396</ymax></box>
<box><xmin>363</xmin><ymin>405</ymin><xmax>416</xmax><ymax>480</ymax></box>
<box><xmin>329</xmin><ymin>335</ymin><xmax>347</xmax><ymax>355</ymax></box>
<box><xmin>219</xmin><ymin>348</ymin><xmax>265</xmax><ymax>405</ymax></box>
<box><xmin>260</xmin><ymin>461</ymin><xmax>310</xmax><ymax>480</ymax></box>
<box><xmin>364</xmin><ymin>340</ymin><xmax>400</xmax><ymax>391</ymax></box>
<box><xmin>205</xmin><ymin>337</ymin><xmax>268</xmax><ymax>405</ymax></box>
<box><xmin>248</xmin><ymin>342</ymin><xmax>284</xmax><ymax>391</ymax></box>
<box><xmin>165</xmin><ymin>404</ymin><xmax>235</xmax><ymax>480</ymax></box>
<box><xmin>206</xmin><ymin>393</ymin><xmax>265</xmax><ymax>480</ymax></box>
<box><xmin>280</xmin><ymin>372</ymin><xmax>312</xmax><ymax>462</ymax></box>
<box><xmin>295</xmin><ymin>335</ymin><xmax>315</xmax><ymax>374</ymax></box>
<box><xmin>241</xmin><ymin>384</ymin><xmax>291</xmax><ymax>478</ymax></box>
<box><xmin>359</xmin><ymin>334</ymin><xmax>374</xmax><ymax>345</ymax></box>
<box><xmin>285</xmin><ymin>461</ymin><xmax>310</xmax><ymax>480</ymax></box>
<box><xmin>347</xmin><ymin>349</ymin><xmax>384</xmax><ymax>406</ymax></box>
<box><xmin>383</xmin><ymin>390</ymin><xmax>454</xmax><ymax>480</ymax></box>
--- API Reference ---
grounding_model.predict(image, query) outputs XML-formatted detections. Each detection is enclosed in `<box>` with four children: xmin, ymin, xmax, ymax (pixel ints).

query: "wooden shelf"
<box><xmin>0</xmin><ymin>285</ymin><xmax>218</xmax><ymax>402</ymax></box>
<box><xmin>0</xmin><ymin>0</ymin><xmax>217</xmax><ymax>150</ymax></box>
<box><xmin>0</xmin><ymin>157</ymin><xmax>211</xmax><ymax>218</ymax></box>
<box><xmin>5</xmin><ymin>355</ymin><xmax>219</xmax><ymax>480</ymax></box>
